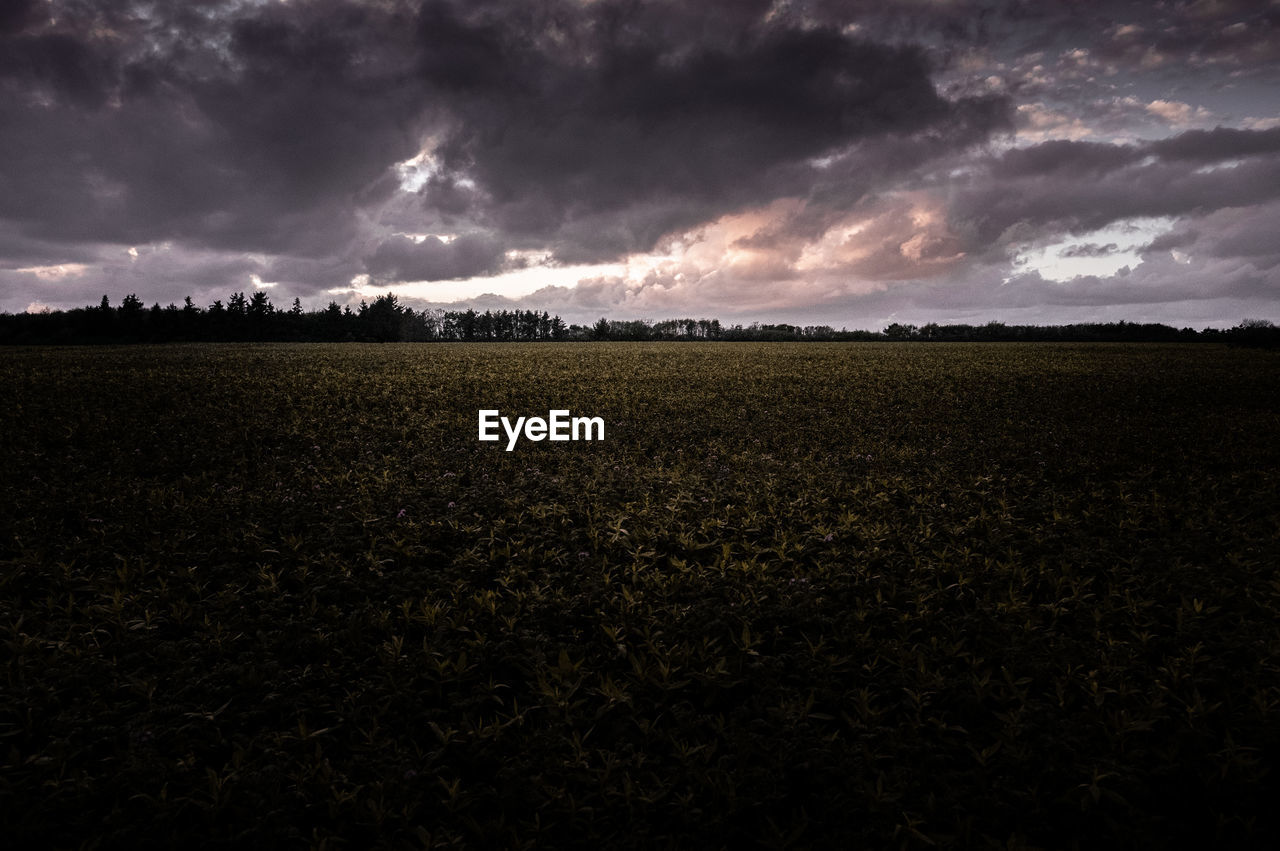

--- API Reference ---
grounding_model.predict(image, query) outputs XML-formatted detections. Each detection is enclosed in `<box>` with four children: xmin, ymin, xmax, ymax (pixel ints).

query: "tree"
<box><xmin>1227</xmin><ymin>318</ymin><xmax>1280</xmax><ymax>349</ymax></box>
<box><xmin>360</xmin><ymin>293</ymin><xmax>408</xmax><ymax>342</ymax></box>
<box><xmin>459</xmin><ymin>309</ymin><xmax>477</xmax><ymax>341</ymax></box>
<box><xmin>247</xmin><ymin>291</ymin><xmax>272</xmax><ymax>318</ymax></box>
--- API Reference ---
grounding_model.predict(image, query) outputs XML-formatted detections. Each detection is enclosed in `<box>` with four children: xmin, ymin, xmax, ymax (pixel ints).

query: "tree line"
<box><xmin>1</xmin><ymin>291</ymin><xmax>1276</xmax><ymax>347</ymax></box>
<box><xmin>1</xmin><ymin>293</ymin><xmax>569</xmax><ymax>344</ymax></box>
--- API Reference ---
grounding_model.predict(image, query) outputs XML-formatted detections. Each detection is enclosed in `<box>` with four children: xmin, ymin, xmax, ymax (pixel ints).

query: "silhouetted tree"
<box><xmin>1227</xmin><ymin>318</ymin><xmax>1280</xmax><ymax>348</ymax></box>
<box><xmin>1</xmin><ymin>292</ymin><xmax>1244</xmax><ymax>347</ymax></box>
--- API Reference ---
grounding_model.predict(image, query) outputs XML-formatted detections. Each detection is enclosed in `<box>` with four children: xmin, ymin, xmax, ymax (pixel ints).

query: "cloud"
<box><xmin>1014</xmin><ymin>103</ymin><xmax>1095</xmax><ymax>142</ymax></box>
<box><xmin>364</xmin><ymin>233</ymin><xmax>507</xmax><ymax>283</ymax></box>
<box><xmin>1242</xmin><ymin>116</ymin><xmax>1280</xmax><ymax>131</ymax></box>
<box><xmin>1147</xmin><ymin>126</ymin><xmax>1280</xmax><ymax>162</ymax></box>
<box><xmin>952</xmin><ymin>127</ymin><xmax>1280</xmax><ymax>251</ymax></box>
<box><xmin>1145</xmin><ymin>99</ymin><xmax>1213</xmax><ymax>127</ymax></box>
<box><xmin>0</xmin><ymin>0</ymin><xmax>429</xmax><ymax>252</ymax></box>
<box><xmin>411</xmin><ymin>0</ymin><xmax>1011</xmax><ymax>262</ymax></box>
<box><xmin>1060</xmin><ymin>242</ymin><xmax>1119</xmax><ymax>258</ymax></box>
<box><xmin>1</xmin><ymin>0</ymin><xmax>1277</xmax><ymax>326</ymax></box>
<box><xmin>0</xmin><ymin>0</ymin><xmax>38</xmax><ymax>35</ymax></box>
<box><xmin>0</xmin><ymin>0</ymin><xmax>1013</xmax><ymax>307</ymax></box>
<box><xmin>0</xmin><ymin>242</ymin><xmax>266</xmax><ymax>311</ymax></box>
<box><xmin>1139</xmin><ymin>201</ymin><xmax>1280</xmax><ymax>272</ymax></box>
<box><xmin>993</xmin><ymin>140</ymin><xmax>1140</xmax><ymax>178</ymax></box>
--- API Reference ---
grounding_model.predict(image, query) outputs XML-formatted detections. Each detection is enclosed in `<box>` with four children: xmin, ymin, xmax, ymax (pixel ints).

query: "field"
<box><xmin>3</xmin><ymin>342</ymin><xmax>1280</xmax><ymax>849</ymax></box>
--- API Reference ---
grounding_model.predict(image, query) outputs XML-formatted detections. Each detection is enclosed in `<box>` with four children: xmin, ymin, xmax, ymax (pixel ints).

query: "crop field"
<box><xmin>3</xmin><ymin>342</ymin><xmax>1280</xmax><ymax>849</ymax></box>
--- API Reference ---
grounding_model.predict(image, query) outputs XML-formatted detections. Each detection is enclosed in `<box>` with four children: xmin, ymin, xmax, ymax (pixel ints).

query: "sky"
<box><xmin>1</xmin><ymin>0</ymin><xmax>1279</xmax><ymax>329</ymax></box>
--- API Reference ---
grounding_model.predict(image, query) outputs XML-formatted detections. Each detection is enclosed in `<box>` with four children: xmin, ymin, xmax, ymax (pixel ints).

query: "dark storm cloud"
<box><xmin>1059</xmin><ymin>242</ymin><xmax>1119</xmax><ymax>258</ymax></box>
<box><xmin>1141</xmin><ymin>202</ymin><xmax>1280</xmax><ymax>272</ymax></box>
<box><xmin>364</xmin><ymin>234</ymin><xmax>507</xmax><ymax>283</ymax></box>
<box><xmin>1148</xmin><ymin>127</ymin><xmax>1280</xmax><ymax>162</ymax></box>
<box><xmin>0</xmin><ymin>30</ymin><xmax>117</xmax><ymax>107</ymax></box>
<box><xmin>0</xmin><ymin>224</ymin><xmax>98</xmax><ymax>268</ymax></box>
<box><xmin>412</xmin><ymin>0</ymin><xmax>1012</xmax><ymax>261</ymax></box>
<box><xmin>0</xmin><ymin>0</ymin><xmax>427</xmax><ymax>263</ymax></box>
<box><xmin>1142</xmin><ymin>229</ymin><xmax>1199</xmax><ymax>255</ymax></box>
<box><xmin>260</xmin><ymin>254</ymin><xmax>365</xmax><ymax>295</ymax></box>
<box><xmin>1205</xmin><ymin>219</ymin><xmax>1280</xmax><ymax>266</ymax></box>
<box><xmin>779</xmin><ymin>0</ymin><xmax>1280</xmax><ymax>77</ymax></box>
<box><xmin>952</xmin><ymin>127</ymin><xmax>1280</xmax><ymax>250</ymax></box>
<box><xmin>0</xmin><ymin>0</ymin><xmax>1013</xmax><ymax>300</ymax></box>
<box><xmin>993</xmin><ymin>141</ymin><xmax>1141</xmax><ymax>178</ymax></box>
<box><xmin>0</xmin><ymin>0</ymin><xmax>38</xmax><ymax>35</ymax></box>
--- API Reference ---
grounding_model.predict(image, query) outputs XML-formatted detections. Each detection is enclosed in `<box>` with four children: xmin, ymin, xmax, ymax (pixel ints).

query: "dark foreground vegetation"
<box><xmin>4</xmin><ymin>291</ymin><xmax>1279</xmax><ymax>345</ymax></box>
<box><xmin>3</xmin><ymin>343</ymin><xmax>1279</xmax><ymax>848</ymax></box>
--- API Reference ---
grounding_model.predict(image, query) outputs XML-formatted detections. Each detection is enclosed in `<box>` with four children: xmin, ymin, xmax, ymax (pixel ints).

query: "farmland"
<box><xmin>3</xmin><ymin>342</ymin><xmax>1280</xmax><ymax>848</ymax></box>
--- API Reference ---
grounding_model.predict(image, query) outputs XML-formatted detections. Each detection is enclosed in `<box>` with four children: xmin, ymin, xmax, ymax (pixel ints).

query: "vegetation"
<box><xmin>4</xmin><ymin>292</ymin><xmax>1278</xmax><ymax>345</ymax></box>
<box><xmin>1</xmin><ymin>293</ymin><xmax>568</xmax><ymax>344</ymax></box>
<box><xmin>3</xmin><ymin>342</ymin><xmax>1279</xmax><ymax>848</ymax></box>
